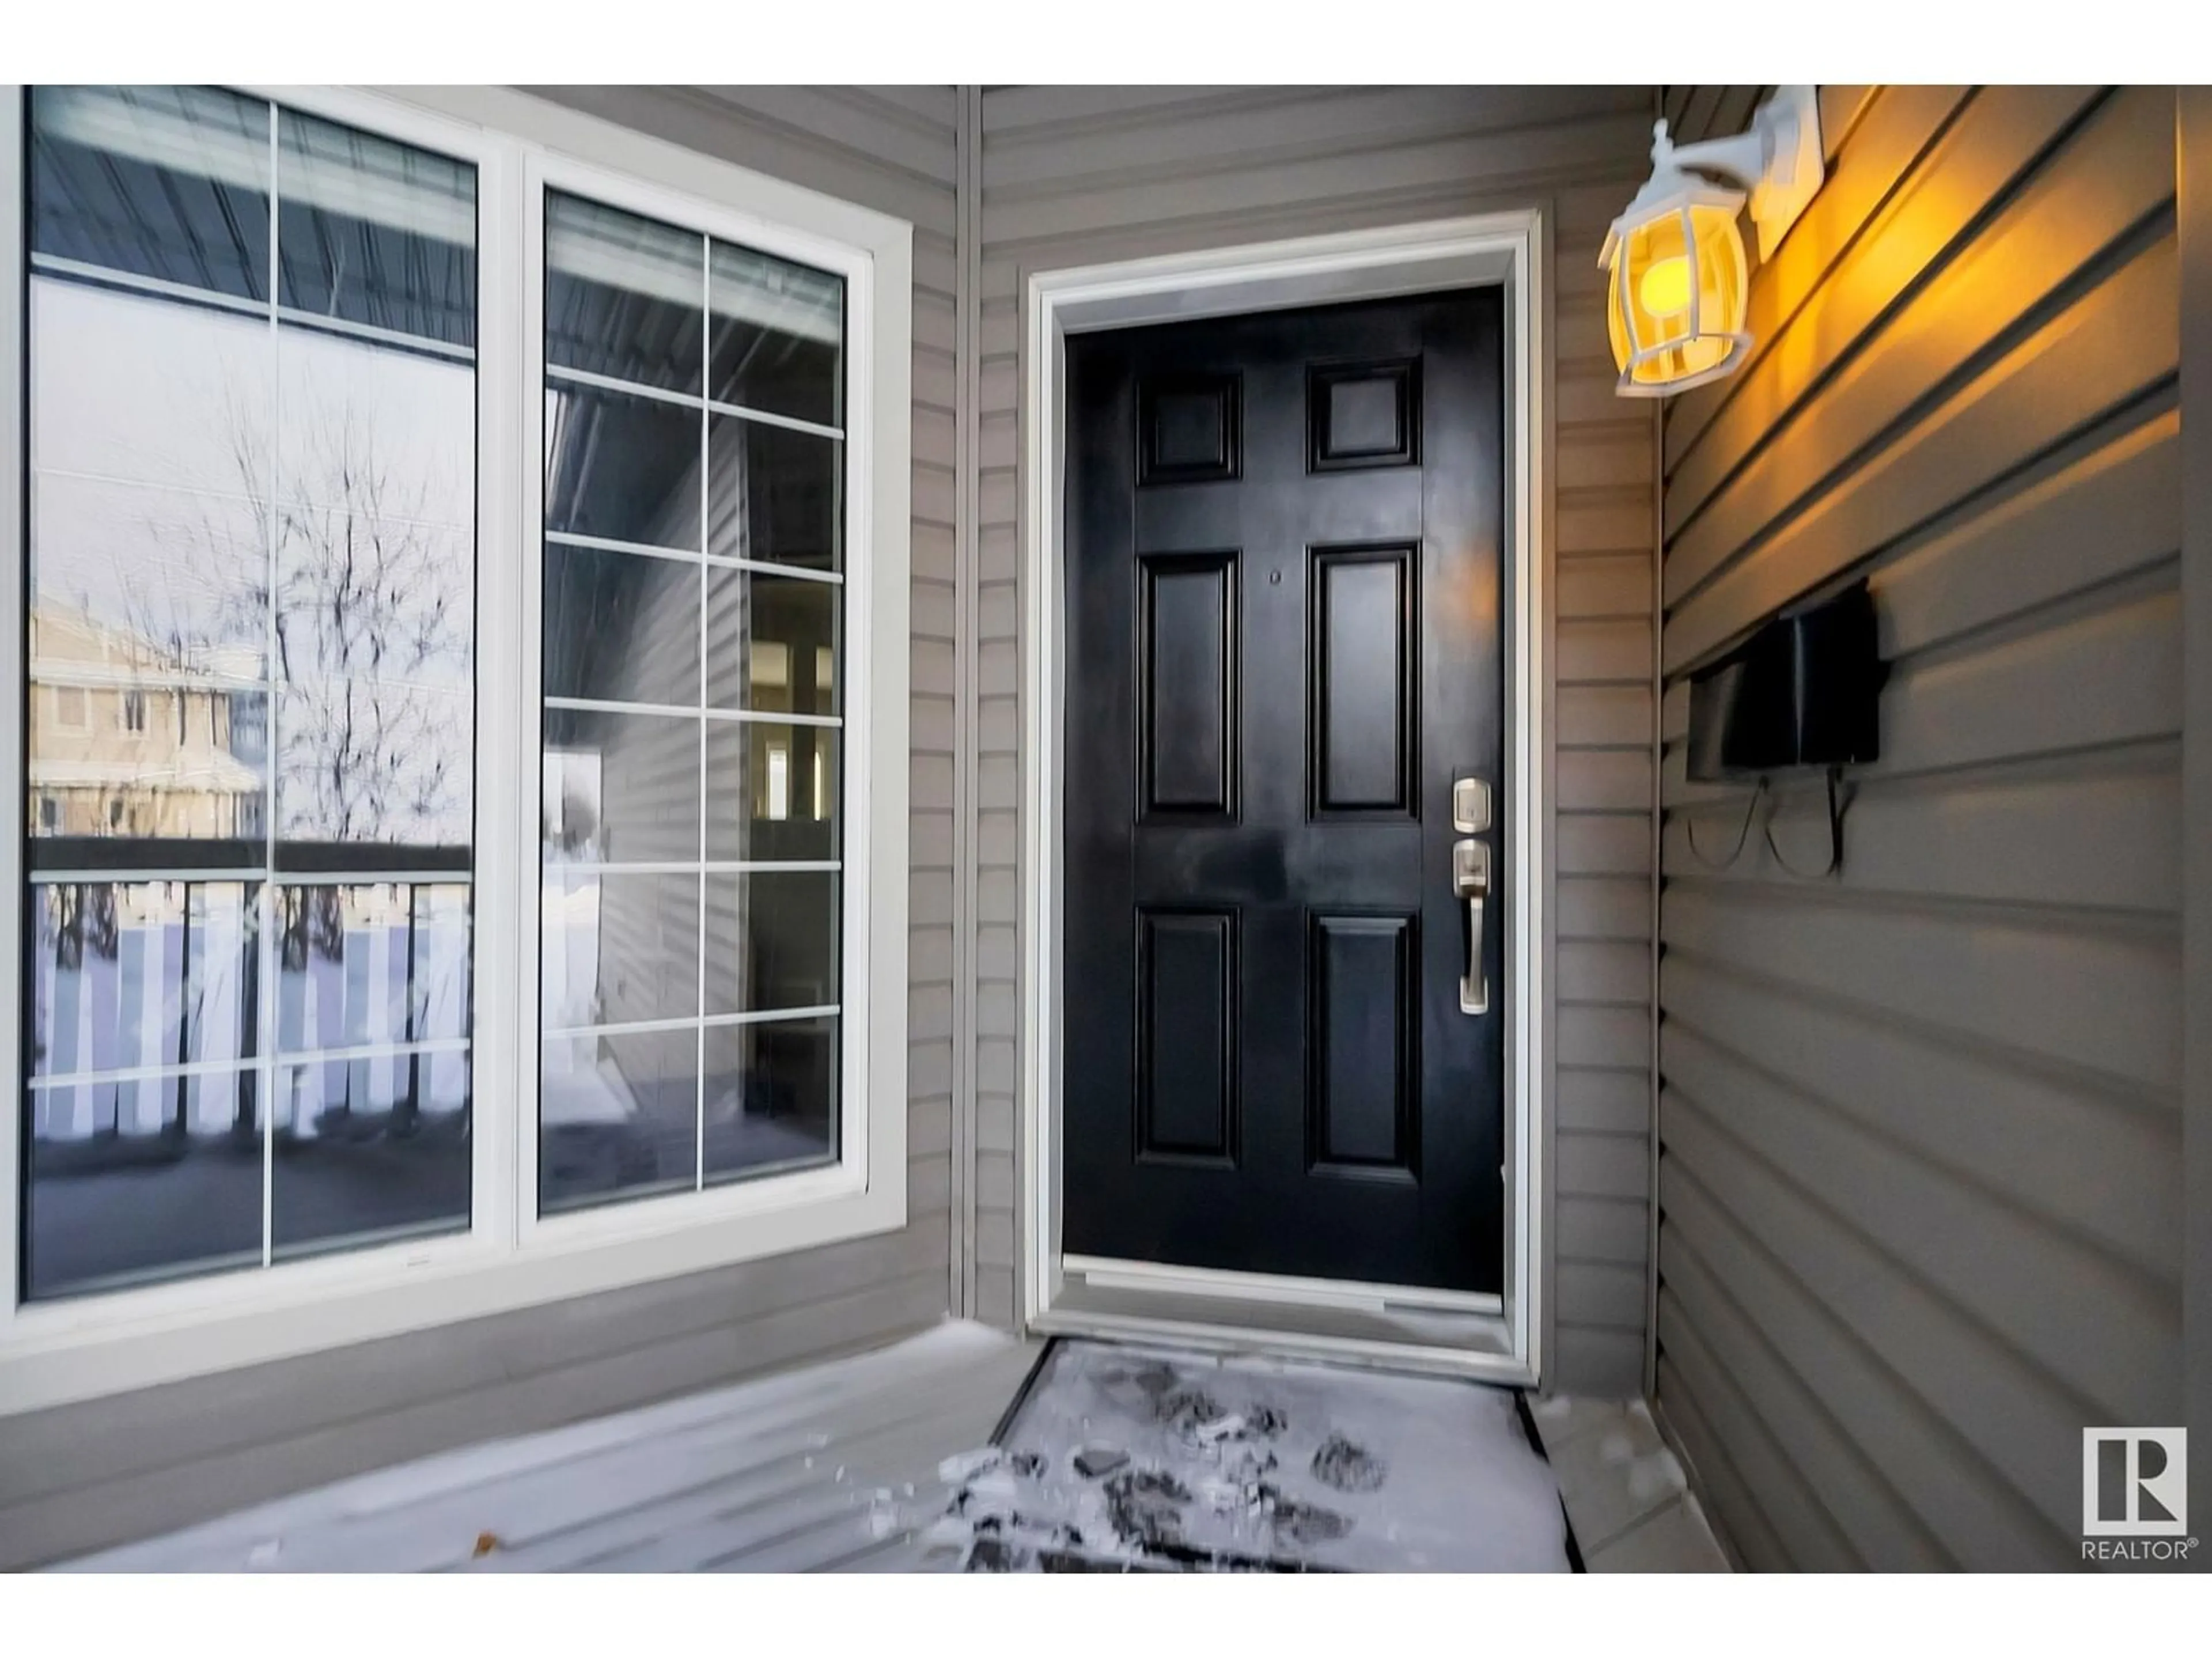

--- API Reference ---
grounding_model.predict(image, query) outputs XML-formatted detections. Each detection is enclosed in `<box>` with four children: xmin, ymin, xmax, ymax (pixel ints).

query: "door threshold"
<box><xmin>1040</xmin><ymin>1267</ymin><xmax>1531</xmax><ymax>1387</ymax></box>
<box><xmin>1062</xmin><ymin>1254</ymin><xmax>1503</xmax><ymax>1319</ymax></box>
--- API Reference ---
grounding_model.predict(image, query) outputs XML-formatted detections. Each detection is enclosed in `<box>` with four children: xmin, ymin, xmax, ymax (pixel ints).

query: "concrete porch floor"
<box><xmin>55</xmin><ymin>1320</ymin><xmax>1725</xmax><ymax>1571</ymax></box>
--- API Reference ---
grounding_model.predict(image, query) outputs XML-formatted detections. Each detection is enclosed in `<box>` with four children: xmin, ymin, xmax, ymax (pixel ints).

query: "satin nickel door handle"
<box><xmin>1453</xmin><ymin>836</ymin><xmax>1490</xmax><ymax>1016</ymax></box>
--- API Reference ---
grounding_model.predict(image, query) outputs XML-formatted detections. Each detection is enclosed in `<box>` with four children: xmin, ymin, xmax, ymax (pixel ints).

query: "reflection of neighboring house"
<box><xmin>28</xmin><ymin>606</ymin><xmax>264</xmax><ymax>839</ymax></box>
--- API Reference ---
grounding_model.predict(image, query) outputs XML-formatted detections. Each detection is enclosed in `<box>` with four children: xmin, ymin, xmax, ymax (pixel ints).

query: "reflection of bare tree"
<box><xmin>51</xmin><ymin>884</ymin><xmax>118</xmax><ymax>969</ymax></box>
<box><xmin>116</xmin><ymin>376</ymin><xmax>269</xmax><ymax>674</ymax></box>
<box><xmin>278</xmin><ymin>885</ymin><xmax>344</xmax><ymax>971</ymax></box>
<box><xmin>153</xmin><ymin>370</ymin><xmax>470</xmax><ymax>846</ymax></box>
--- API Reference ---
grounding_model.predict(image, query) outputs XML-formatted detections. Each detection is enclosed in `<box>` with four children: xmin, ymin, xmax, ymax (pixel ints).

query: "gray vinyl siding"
<box><xmin>0</xmin><ymin>85</ymin><xmax>963</xmax><ymax>1572</ymax></box>
<box><xmin>2181</xmin><ymin>85</ymin><xmax>2212</xmax><ymax>1562</ymax></box>
<box><xmin>589</xmin><ymin>501</ymin><xmax>706</xmax><ymax>1036</ymax></box>
<box><xmin>971</xmin><ymin>86</ymin><xmax>1664</xmax><ymax>1394</ymax></box>
<box><xmin>1652</xmin><ymin>85</ymin><xmax>2185</xmax><ymax>1570</ymax></box>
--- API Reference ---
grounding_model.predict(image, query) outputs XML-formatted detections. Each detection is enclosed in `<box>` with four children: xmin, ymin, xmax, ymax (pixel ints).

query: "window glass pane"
<box><xmin>274</xmin><ymin>883</ymin><xmax>472</xmax><ymax>1055</ymax></box>
<box><xmin>704</xmin><ymin>569</ymin><xmax>838</xmax><ymax>717</ymax></box>
<box><xmin>544</xmin><ymin>545</ymin><xmax>702</xmax><ymax>709</ymax></box>
<box><xmin>266</xmin><ymin>880</ymin><xmax>472</xmax><ymax>1254</ymax></box>
<box><xmin>31</xmin><ymin>84</ymin><xmax>271</xmax><ymax>303</ymax></box>
<box><xmin>540</xmin><ymin>1032</ymin><xmax>695</xmax><ymax>1214</ymax></box>
<box><xmin>273</xmin><ymin>327</ymin><xmax>475</xmax><ymax>657</ymax></box>
<box><xmin>278</xmin><ymin>108</ymin><xmax>476</xmax><ymax>349</ymax></box>
<box><xmin>702</xmin><ymin>1016</ymin><xmax>836</xmax><ymax>1185</ymax></box>
<box><xmin>540</xmin><ymin>869</ymin><xmax>700</xmax><ymax>1032</ymax></box>
<box><xmin>270</xmin><ymin>317</ymin><xmax>475</xmax><ymax>879</ymax></box>
<box><xmin>21</xmin><ymin>89</ymin><xmax>477</xmax><ymax>1300</ymax></box>
<box><xmin>271</xmin><ymin>1052</ymin><xmax>472</xmax><ymax>1259</ymax></box>
<box><xmin>538</xmin><ymin>192</ymin><xmax>846</xmax><ymax>1217</ymax></box>
<box><xmin>706</xmin><ymin>415</ymin><xmax>841</xmax><ymax>571</ymax></box>
<box><xmin>26</xmin><ymin>880</ymin><xmax>259</xmax><ymax>1082</ymax></box>
<box><xmin>708</xmin><ymin>241</ymin><xmax>842</xmax><ymax>426</ymax></box>
<box><xmin>544</xmin><ymin>383</ymin><xmax>701</xmax><ymax>550</ymax></box>
<box><xmin>274</xmin><ymin>680</ymin><xmax>472</xmax><ymax>863</ymax></box>
<box><xmin>547</xmin><ymin>192</ymin><xmax>703</xmax><ymax>395</ymax></box>
<box><xmin>276</xmin><ymin>513</ymin><xmax>474</xmax><ymax>689</ymax></box>
<box><xmin>25</xmin><ymin>1066</ymin><xmax>267</xmax><ymax>1300</ymax></box>
<box><xmin>28</xmin><ymin>280</ymin><xmax>273</xmax><ymax>870</ymax></box>
<box><xmin>706</xmin><ymin>724</ymin><xmax>839</xmax><ymax>863</ymax></box>
<box><xmin>704</xmin><ymin>871</ymin><xmax>838</xmax><ymax>1016</ymax></box>
<box><xmin>541</xmin><ymin>709</ymin><xmax>700</xmax><ymax>864</ymax></box>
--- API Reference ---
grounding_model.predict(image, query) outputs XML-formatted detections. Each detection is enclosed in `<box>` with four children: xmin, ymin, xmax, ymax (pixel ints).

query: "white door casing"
<box><xmin>1019</xmin><ymin>213</ymin><xmax>1554</xmax><ymax>1386</ymax></box>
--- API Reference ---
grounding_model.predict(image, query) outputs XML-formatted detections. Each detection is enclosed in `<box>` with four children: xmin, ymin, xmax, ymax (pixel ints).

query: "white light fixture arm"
<box><xmin>1652</xmin><ymin>85</ymin><xmax>1824</xmax><ymax>262</ymax></box>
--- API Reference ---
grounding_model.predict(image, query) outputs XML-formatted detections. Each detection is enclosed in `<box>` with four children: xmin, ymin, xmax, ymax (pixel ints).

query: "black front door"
<box><xmin>1063</xmin><ymin>289</ymin><xmax>1506</xmax><ymax>1296</ymax></box>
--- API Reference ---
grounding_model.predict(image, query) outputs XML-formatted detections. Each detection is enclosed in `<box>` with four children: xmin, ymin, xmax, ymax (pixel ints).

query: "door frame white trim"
<box><xmin>1018</xmin><ymin>211</ymin><xmax>1552</xmax><ymax>1388</ymax></box>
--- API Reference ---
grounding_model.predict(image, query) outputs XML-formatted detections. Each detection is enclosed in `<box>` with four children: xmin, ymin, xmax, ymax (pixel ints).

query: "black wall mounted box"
<box><xmin>1685</xmin><ymin>580</ymin><xmax>1884</xmax><ymax>782</ymax></box>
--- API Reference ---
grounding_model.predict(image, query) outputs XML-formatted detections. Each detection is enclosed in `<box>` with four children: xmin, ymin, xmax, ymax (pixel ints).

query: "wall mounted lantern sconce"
<box><xmin>1601</xmin><ymin>84</ymin><xmax>1825</xmax><ymax>396</ymax></box>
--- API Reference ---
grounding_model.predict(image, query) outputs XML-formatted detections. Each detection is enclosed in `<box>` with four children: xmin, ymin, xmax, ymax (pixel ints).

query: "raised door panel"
<box><xmin>1310</xmin><ymin>545</ymin><xmax>1416</xmax><ymax>817</ymax></box>
<box><xmin>1138</xmin><ymin>372</ymin><xmax>1241</xmax><ymax>486</ymax></box>
<box><xmin>1138</xmin><ymin>552</ymin><xmax>1238</xmax><ymax>820</ymax></box>
<box><xmin>1309</xmin><ymin>357</ymin><xmax>1421</xmax><ymax>472</ymax></box>
<box><xmin>1136</xmin><ymin>907</ymin><xmax>1238</xmax><ymax>1164</ymax></box>
<box><xmin>1307</xmin><ymin>912</ymin><xmax>1417</xmax><ymax>1176</ymax></box>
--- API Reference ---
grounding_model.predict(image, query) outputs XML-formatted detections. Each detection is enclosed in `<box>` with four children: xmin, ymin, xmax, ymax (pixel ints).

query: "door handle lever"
<box><xmin>1453</xmin><ymin>837</ymin><xmax>1490</xmax><ymax>1016</ymax></box>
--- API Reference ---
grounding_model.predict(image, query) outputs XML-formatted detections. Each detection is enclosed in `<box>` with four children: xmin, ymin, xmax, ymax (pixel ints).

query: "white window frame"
<box><xmin>0</xmin><ymin>84</ymin><xmax>911</xmax><ymax>1416</ymax></box>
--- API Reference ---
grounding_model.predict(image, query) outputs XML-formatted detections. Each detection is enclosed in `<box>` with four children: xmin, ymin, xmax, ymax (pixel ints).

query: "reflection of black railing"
<box><xmin>29</xmin><ymin>874</ymin><xmax>261</xmax><ymax>1142</ymax></box>
<box><xmin>27</xmin><ymin>835</ymin><xmax>473</xmax><ymax>874</ymax></box>
<box><xmin>26</xmin><ymin>854</ymin><xmax>474</xmax><ymax>1147</ymax></box>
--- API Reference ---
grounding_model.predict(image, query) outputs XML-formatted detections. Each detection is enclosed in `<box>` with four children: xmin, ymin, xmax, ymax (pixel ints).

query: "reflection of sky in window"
<box><xmin>31</xmin><ymin>279</ymin><xmax>476</xmax><ymax>850</ymax></box>
<box><xmin>31</xmin><ymin>278</ymin><xmax>472</xmax><ymax>665</ymax></box>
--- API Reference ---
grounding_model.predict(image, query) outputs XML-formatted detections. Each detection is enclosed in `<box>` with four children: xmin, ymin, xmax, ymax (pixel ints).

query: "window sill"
<box><xmin>0</xmin><ymin>1157</ymin><xmax>904</xmax><ymax>1418</ymax></box>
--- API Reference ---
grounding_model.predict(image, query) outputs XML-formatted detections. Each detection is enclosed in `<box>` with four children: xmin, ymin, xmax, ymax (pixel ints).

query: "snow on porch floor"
<box><xmin>54</xmin><ymin>1319</ymin><xmax>1726</xmax><ymax>1573</ymax></box>
<box><xmin>941</xmin><ymin>1338</ymin><xmax>1573</xmax><ymax>1571</ymax></box>
<box><xmin>57</xmin><ymin>1321</ymin><xmax>1043</xmax><ymax>1573</ymax></box>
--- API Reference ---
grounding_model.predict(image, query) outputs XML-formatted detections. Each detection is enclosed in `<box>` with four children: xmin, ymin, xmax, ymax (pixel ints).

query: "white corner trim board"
<box><xmin>1017</xmin><ymin>213</ymin><xmax>1553</xmax><ymax>1387</ymax></box>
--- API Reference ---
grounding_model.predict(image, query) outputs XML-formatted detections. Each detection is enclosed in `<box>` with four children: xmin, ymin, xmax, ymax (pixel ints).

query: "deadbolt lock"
<box><xmin>1453</xmin><ymin>777</ymin><xmax>1491</xmax><ymax>834</ymax></box>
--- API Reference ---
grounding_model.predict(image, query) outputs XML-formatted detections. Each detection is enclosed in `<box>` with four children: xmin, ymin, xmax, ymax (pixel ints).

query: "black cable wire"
<box><xmin>1762</xmin><ymin>766</ymin><xmax>1847</xmax><ymax>879</ymax></box>
<box><xmin>1683</xmin><ymin>775</ymin><xmax>1767</xmax><ymax>870</ymax></box>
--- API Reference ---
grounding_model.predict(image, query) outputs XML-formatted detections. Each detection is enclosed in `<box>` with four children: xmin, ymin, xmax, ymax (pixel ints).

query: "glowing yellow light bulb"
<box><xmin>1638</xmin><ymin>253</ymin><xmax>1694</xmax><ymax>319</ymax></box>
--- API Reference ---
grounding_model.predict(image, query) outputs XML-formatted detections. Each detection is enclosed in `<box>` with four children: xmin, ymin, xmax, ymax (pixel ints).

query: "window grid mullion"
<box><xmin>30</xmin><ymin>1035</ymin><xmax>478</xmax><ymax>1093</ymax></box>
<box><xmin>541</xmin><ymin>694</ymin><xmax>841</xmax><ymax>729</ymax></box>
<box><xmin>541</xmin><ymin>361</ymin><xmax>844</xmax><ymax>442</ymax></box>
<box><xmin>543</xmin><ymin>529</ymin><xmax>844</xmax><ymax>588</ymax></box>
<box><xmin>259</xmin><ymin>94</ymin><xmax>282</xmax><ymax>1271</ymax></box>
<box><xmin>695</xmin><ymin>228</ymin><xmax>711</xmax><ymax>1194</ymax></box>
<box><xmin>28</xmin><ymin>258</ymin><xmax>479</xmax><ymax>368</ymax></box>
<box><xmin>544</xmin><ymin>1004</ymin><xmax>842</xmax><ymax>1041</ymax></box>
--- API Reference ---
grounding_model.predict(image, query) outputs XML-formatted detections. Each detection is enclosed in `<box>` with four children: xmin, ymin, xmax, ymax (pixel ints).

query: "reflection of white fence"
<box><xmin>540</xmin><ymin>862</ymin><xmax>673</xmax><ymax>1137</ymax></box>
<box><xmin>281</xmin><ymin>888</ymin><xmax>471</xmax><ymax>1134</ymax></box>
<box><xmin>540</xmin><ymin>862</ymin><xmax>628</xmax><ymax>1128</ymax></box>
<box><xmin>29</xmin><ymin>884</ymin><xmax>471</xmax><ymax>1140</ymax></box>
<box><xmin>540</xmin><ymin>860</ymin><xmax>604</xmax><ymax>1040</ymax></box>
